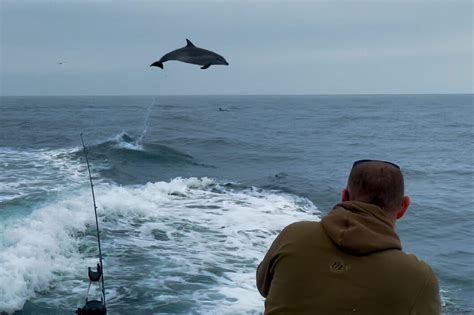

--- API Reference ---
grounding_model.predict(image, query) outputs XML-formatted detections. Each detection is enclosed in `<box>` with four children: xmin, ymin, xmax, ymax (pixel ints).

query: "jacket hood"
<box><xmin>321</xmin><ymin>201</ymin><xmax>401</xmax><ymax>255</ymax></box>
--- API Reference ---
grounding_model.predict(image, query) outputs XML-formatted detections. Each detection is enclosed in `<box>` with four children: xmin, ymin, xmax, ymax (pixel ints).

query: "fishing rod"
<box><xmin>77</xmin><ymin>133</ymin><xmax>107</xmax><ymax>315</ymax></box>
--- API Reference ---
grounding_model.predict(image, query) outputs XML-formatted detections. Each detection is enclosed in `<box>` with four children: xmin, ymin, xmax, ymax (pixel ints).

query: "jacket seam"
<box><xmin>338</xmin><ymin>211</ymin><xmax>351</xmax><ymax>245</ymax></box>
<box><xmin>408</xmin><ymin>270</ymin><xmax>431</xmax><ymax>314</ymax></box>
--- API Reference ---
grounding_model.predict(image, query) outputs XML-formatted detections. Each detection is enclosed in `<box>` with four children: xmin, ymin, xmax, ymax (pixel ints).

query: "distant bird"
<box><xmin>56</xmin><ymin>62</ymin><xmax>67</xmax><ymax>65</ymax></box>
<box><xmin>150</xmin><ymin>39</ymin><xmax>228</xmax><ymax>70</ymax></box>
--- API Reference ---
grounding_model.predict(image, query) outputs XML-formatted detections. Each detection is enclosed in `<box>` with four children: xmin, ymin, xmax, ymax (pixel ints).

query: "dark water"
<box><xmin>0</xmin><ymin>95</ymin><xmax>472</xmax><ymax>314</ymax></box>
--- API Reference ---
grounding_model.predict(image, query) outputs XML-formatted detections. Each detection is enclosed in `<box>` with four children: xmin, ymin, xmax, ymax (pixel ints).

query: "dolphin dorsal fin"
<box><xmin>185</xmin><ymin>39</ymin><xmax>196</xmax><ymax>47</ymax></box>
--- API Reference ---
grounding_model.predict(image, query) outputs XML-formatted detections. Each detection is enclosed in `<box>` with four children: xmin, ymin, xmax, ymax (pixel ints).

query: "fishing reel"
<box><xmin>76</xmin><ymin>263</ymin><xmax>107</xmax><ymax>315</ymax></box>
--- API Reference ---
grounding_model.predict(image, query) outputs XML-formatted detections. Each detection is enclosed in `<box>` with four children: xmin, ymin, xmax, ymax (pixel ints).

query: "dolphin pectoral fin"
<box><xmin>150</xmin><ymin>61</ymin><xmax>164</xmax><ymax>69</ymax></box>
<box><xmin>201</xmin><ymin>64</ymin><xmax>211</xmax><ymax>70</ymax></box>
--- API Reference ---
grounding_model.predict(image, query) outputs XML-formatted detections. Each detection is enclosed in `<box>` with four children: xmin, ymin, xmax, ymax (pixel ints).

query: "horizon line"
<box><xmin>1</xmin><ymin>92</ymin><xmax>473</xmax><ymax>97</ymax></box>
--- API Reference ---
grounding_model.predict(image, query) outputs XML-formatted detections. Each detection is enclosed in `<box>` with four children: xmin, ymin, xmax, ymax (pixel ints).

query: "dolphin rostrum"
<box><xmin>150</xmin><ymin>39</ymin><xmax>229</xmax><ymax>70</ymax></box>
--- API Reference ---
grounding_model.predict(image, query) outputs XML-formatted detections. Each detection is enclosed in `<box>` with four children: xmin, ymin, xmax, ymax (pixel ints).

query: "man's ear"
<box><xmin>396</xmin><ymin>196</ymin><xmax>410</xmax><ymax>220</ymax></box>
<box><xmin>341</xmin><ymin>189</ymin><xmax>350</xmax><ymax>202</ymax></box>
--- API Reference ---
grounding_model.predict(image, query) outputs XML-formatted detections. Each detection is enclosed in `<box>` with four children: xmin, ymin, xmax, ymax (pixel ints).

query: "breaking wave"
<box><xmin>0</xmin><ymin>177</ymin><xmax>320</xmax><ymax>313</ymax></box>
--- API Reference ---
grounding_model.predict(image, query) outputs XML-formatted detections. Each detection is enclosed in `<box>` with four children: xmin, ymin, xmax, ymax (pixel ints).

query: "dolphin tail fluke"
<box><xmin>150</xmin><ymin>61</ymin><xmax>164</xmax><ymax>69</ymax></box>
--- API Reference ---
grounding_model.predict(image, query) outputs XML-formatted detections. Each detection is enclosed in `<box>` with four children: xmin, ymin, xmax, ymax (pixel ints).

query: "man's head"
<box><xmin>342</xmin><ymin>160</ymin><xmax>410</xmax><ymax>224</ymax></box>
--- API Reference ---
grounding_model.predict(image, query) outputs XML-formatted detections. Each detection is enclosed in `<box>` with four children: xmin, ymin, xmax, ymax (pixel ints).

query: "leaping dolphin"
<box><xmin>150</xmin><ymin>39</ymin><xmax>229</xmax><ymax>70</ymax></box>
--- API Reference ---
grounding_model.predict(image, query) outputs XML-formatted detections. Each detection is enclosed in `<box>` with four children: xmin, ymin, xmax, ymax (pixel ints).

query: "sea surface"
<box><xmin>0</xmin><ymin>95</ymin><xmax>472</xmax><ymax>314</ymax></box>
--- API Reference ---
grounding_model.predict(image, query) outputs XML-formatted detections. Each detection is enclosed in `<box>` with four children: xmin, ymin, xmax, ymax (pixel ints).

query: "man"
<box><xmin>257</xmin><ymin>160</ymin><xmax>441</xmax><ymax>314</ymax></box>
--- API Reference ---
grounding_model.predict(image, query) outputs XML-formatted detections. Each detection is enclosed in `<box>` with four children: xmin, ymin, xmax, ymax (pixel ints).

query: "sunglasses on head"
<box><xmin>352</xmin><ymin>159</ymin><xmax>400</xmax><ymax>169</ymax></box>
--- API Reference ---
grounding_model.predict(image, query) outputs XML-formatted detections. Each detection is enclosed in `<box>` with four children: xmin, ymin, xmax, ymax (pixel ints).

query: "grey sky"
<box><xmin>1</xmin><ymin>0</ymin><xmax>472</xmax><ymax>95</ymax></box>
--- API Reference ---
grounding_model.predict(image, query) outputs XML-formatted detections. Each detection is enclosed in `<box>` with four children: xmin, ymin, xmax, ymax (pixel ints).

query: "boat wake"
<box><xmin>0</xmin><ymin>177</ymin><xmax>320</xmax><ymax>313</ymax></box>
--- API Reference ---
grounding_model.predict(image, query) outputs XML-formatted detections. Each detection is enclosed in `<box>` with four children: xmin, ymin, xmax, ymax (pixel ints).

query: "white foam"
<box><xmin>110</xmin><ymin>132</ymin><xmax>144</xmax><ymax>151</ymax></box>
<box><xmin>89</xmin><ymin>178</ymin><xmax>320</xmax><ymax>313</ymax></box>
<box><xmin>0</xmin><ymin>177</ymin><xmax>320</xmax><ymax>313</ymax></box>
<box><xmin>0</xmin><ymin>190</ymin><xmax>93</xmax><ymax>312</ymax></box>
<box><xmin>0</xmin><ymin>148</ymin><xmax>84</xmax><ymax>203</ymax></box>
<box><xmin>114</xmin><ymin>141</ymin><xmax>144</xmax><ymax>151</ymax></box>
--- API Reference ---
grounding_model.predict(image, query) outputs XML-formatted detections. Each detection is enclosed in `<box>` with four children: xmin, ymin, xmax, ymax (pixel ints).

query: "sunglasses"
<box><xmin>352</xmin><ymin>159</ymin><xmax>400</xmax><ymax>169</ymax></box>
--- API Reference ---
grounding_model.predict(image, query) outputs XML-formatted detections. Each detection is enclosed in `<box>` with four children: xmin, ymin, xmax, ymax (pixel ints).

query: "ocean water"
<box><xmin>0</xmin><ymin>94</ymin><xmax>472</xmax><ymax>314</ymax></box>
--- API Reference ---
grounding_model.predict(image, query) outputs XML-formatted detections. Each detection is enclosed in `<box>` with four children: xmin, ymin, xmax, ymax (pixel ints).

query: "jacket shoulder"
<box><xmin>285</xmin><ymin>220</ymin><xmax>321</xmax><ymax>228</ymax></box>
<box><xmin>394</xmin><ymin>251</ymin><xmax>434</xmax><ymax>274</ymax></box>
<box><xmin>280</xmin><ymin>220</ymin><xmax>322</xmax><ymax>236</ymax></box>
<box><xmin>380</xmin><ymin>250</ymin><xmax>434</xmax><ymax>281</ymax></box>
<box><xmin>382</xmin><ymin>251</ymin><xmax>441</xmax><ymax>313</ymax></box>
<box><xmin>400</xmin><ymin>254</ymin><xmax>441</xmax><ymax>314</ymax></box>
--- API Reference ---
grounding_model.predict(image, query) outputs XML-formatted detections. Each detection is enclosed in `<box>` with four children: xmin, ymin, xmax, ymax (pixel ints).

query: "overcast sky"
<box><xmin>1</xmin><ymin>0</ymin><xmax>472</xmax><ymax>95</ymax></box>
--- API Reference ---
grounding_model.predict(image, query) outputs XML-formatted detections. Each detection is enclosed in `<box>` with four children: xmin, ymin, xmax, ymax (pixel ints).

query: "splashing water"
<box><xmin>0</xmin><ymin>177</ymin><xmax>320</xmax><ymax>313</ymax></box>
<box><xmin>136</xmin><ymin>96</ymin><xmax>157</xmax><ymax>147</ymax></box>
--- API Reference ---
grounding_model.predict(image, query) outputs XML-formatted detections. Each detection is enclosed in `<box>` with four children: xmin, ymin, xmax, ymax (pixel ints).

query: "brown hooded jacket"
<box><xmin>257</xmin><ymin>201</ymin><xmax>441</xmax><ymax>314</ymax></box>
